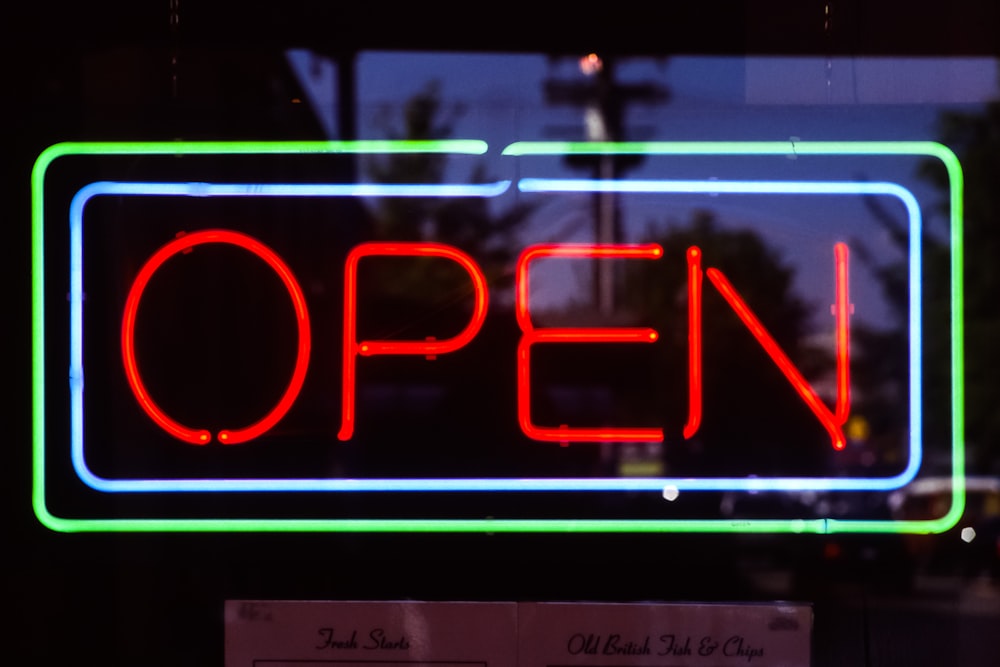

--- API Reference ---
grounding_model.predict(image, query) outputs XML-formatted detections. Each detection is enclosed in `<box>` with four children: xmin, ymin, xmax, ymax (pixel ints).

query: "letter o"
<box><xmin>121</xmin><ymin>229</ymin><xmax>311</xmax><ymax>444</ymax></box>
<box><xmin>567</xmin><ymin>634</ymin><xmax>586</xmax><ymax>655</ymax></box>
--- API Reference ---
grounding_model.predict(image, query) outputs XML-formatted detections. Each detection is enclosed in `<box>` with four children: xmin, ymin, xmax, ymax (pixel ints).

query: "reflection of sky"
<box><xmin>288</xmin><ymin>51</ymin><xmax>998</xmax><ymax>329</ymax></box>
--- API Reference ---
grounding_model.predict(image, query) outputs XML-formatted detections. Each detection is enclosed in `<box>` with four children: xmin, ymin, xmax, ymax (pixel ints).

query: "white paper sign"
<box><xmin>226</xmin><ymin>601</ymin><xmax>810</xmax><ymax>667</ymax></box>
<box><xmin>225</xmin><ymin>600</ymin><xmax>518</xmax><ymax>667</ymax></box>
<box><xmin>518</xmin><ymin>602</ymin><xmax>811</xmax><ymax>667</ymax></box>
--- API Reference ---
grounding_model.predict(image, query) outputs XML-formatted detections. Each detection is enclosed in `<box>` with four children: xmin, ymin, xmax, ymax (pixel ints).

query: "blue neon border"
<box><xmin>70</xmin><ymin>179</ymin><xmax>922</xmax><ymax>494</ymax></box>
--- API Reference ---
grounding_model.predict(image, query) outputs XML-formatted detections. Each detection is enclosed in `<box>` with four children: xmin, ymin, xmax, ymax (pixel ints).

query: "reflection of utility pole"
<box><xmin>544</xmin><ymin>54</ymin><xmax>669</xmax><ymax>314</ymax></box>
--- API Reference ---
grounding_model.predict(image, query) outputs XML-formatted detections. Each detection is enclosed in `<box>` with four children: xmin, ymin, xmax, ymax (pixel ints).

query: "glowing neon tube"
<box><xmin>29</xmin><ymin>510</ymin><xmax>966</xmax><ymax>535</ymax></box>
<box><xmin>64</xmin><ymin>180</ymin><xmax>926</xmax><ymax>494</ymax></box>
<box><xmin>684</xmin><ymin>247</ymin><xmax>703</xmax><ymax>440</ymax></box>
<box><xmin>121</xmin><ymin>229</ymin><xmax>311</xmax><ymax>445</ymax></box>
<box><xmin>31</xmin><ymin>141</ymin><xmax>965</xmax><ymax>536</ymax></box>
<box><xmin>682</xmin><ymin>241</ymin><xmax>852</xmax><ymax>449</ymax></box>
<box><xmin>705</xmin><ymin>266</ymin><xmax>847</xmax><ymax>450</ymax></box>
<box><xmin>515</xmin><ymin>243</ymin><xmax>663</xmax><ymax>442</ymax></box>
<box><xmin>338</xmin><ymin>242</ymin><xmax>489</xmax><ymax>441</ymax></box>
<box><xmin>834</xmin><ymin>242</ymin><xmax>851</xmax><ymax>423</ymax></box>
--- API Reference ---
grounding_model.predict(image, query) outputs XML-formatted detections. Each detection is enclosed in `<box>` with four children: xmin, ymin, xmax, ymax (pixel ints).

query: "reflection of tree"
<box><xmin>621</xmin><ymin>212</ymin><xmax>832</xmax><ymax>476</ymax></box>
<box><xmin>859</xmin><ymin>99</ymin><xmax>1000</xmax><ymax>475</ymax></box>
<box><xmin>363</xmin><ymin>82</ymin><xmax>534</xmax><ymax>317</ymax></box>
<box><xmin>849</xmin><ymin>198</ymin><xmax>927</xmax><ymax>474</ymax></box>
<box><xmin>924</xmin><ymin>102</ymin><xmax>1000</xmax><ymax>475</ymax></box>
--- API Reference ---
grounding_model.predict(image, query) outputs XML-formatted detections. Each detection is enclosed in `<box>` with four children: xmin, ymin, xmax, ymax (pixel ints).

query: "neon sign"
<box><xmin>32</xmin><ymin>141</ymin><xmax>965</xmax><ymax>534</ymax></box>
<box><xmin>119</xmin><ymin>236</ymin><xmax>846</xmax><ymax>449</ymax></box>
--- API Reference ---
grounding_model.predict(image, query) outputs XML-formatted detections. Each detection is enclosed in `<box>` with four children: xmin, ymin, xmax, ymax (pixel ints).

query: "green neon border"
<box><xmin>32</xmin><ymin>140</ymin><xmax>964</xmax><ymax>534</ymax></box>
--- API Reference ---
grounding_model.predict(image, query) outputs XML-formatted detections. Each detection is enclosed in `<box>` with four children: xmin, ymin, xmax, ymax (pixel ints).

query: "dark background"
<box><xmin>7</xmin><ymin>2</ymin><xmax>999</xmax><ymax>665</ymax></box>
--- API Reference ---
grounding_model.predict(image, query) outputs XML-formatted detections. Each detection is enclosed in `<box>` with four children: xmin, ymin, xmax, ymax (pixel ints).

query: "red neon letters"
<box><xmin>684</xmin><ymin>246</ymin><xmax>703</xmax><ymax>440</ymax></box>
<box><xmin>123</xmin><ymin>232</ymin><xmax>851</xmax><ymax>449</ymax></box>
<box><xmin>121</xmin><ymin>229</ymin><xmax>311</xmax><ymax>445</ymax></box>
<box><xmin>338</xmin><ymin>243</ymin><xmax>489</xmax><ymax>441</ymax></box>
<box><xmin>515</xmin><ymin>244</ymin><xmax>664</xmax><ymax>442</ymax></box>
<box><xmin>684</xmin><ymin>242</ymin><xmax>851</xmax><ymax>450</ymax></box>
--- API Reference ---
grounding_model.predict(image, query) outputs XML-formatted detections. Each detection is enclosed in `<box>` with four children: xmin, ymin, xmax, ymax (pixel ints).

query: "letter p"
<box><xmin>338</xmin><ymin>242</ymin><xmax>488</xmax><ymax>440</ymax></box>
